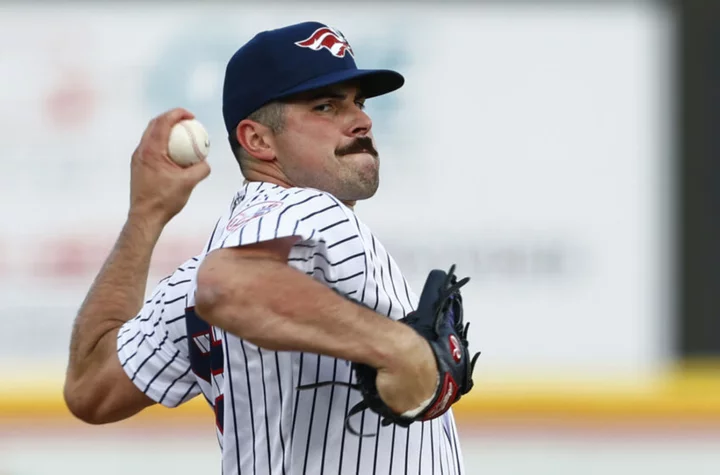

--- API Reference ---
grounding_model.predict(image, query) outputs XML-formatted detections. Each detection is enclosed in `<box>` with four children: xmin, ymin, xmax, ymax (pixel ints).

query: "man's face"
<box><xmin>271</xmin><ymin>83</ymin><xmax>380</xmax><ymax>202</ymax></box>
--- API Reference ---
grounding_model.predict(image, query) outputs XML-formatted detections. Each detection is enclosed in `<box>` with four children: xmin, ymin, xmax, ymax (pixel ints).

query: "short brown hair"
<box><xmin>232</xmin><ymin>102</ymin><xmax>286</xmax><ymax>171</ymax></box>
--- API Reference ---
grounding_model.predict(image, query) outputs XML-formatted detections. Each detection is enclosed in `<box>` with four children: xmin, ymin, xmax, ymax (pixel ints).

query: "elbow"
<box><xmin>63</xmin><ymin>375</ymin><xmax>118</xmax><ymax>425</ymax></box>
<box><xmin>196</xmin><ymin>258</ymin><xmax>247</xmax><ymax>326</ymax></box>
<box><xmin>195</xmin><ymin>253</ymin><xmax>263</xmax><ymax>332</ymax></box>
<box><xmin>63</xmin><ymin>379</ymin><xmax>106</xmax><ymax>425</ymax></box>
<box><xmin>195</xmin><ymin>242</ymin><xmax>297</xmax><ymax>322</ymax></box>
<box><xmin>195</xmin><ymin>261</ymin><xmax>228</xmax><ymax>324</ymax></box>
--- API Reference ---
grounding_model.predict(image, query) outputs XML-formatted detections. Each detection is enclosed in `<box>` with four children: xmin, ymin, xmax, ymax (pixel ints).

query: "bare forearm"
<box><xmin>67</xmin><ymin>212</ymin><xmax>165</xmax><ymax>378</ymax></box>
<box><xmin>197</xmin><ymin>257</ymin><xmax>414</xmax><ymax>370</ymax></box>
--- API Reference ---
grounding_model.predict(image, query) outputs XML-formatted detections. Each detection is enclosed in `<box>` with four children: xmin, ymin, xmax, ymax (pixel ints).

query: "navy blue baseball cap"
<box><xmin>222</xmin><ymin>21</ymin><xmax>404</xmax><ymax>136</ymax></box>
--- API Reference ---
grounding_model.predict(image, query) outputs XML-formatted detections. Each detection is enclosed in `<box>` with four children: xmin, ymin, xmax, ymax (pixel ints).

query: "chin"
<box><xmin>334</xmin><ymin>176</ymin><xmax>378</xmax><ymax>202</ymax></box>
<box><xmin>353</xmin><ymin>174</ymin><xmax>380</xmax><ymax>200</ymax></box>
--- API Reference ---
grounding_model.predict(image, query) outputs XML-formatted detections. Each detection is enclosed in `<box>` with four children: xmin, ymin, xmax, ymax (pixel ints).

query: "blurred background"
<box><xmin>1</xmin><ymin>0</ymin><xmax>719</xmax><ymax>473</ymax></box>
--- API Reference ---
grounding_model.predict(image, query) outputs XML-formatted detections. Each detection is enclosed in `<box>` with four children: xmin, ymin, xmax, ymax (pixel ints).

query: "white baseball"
<box><xmin>167</xmin><ymin>118</ymin><xmax>210</xmax><ymax>167</ymax></box>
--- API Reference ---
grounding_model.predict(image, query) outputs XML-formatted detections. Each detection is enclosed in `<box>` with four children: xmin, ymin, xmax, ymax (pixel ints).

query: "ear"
<box><xmin>235</xmin><ymin>120</ymin><xmax>276</xmax><ymax>161</ymax></box>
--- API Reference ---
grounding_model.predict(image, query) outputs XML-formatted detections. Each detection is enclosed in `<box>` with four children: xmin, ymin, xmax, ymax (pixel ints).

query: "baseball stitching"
<box><xmin>180</xmin><ymin>121</ymin><xmax>204</xmax><ymax>162</ymax></box>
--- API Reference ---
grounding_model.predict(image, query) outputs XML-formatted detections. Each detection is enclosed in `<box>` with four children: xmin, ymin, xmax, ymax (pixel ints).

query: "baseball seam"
<box><xmin>180</xmin><ymin>121</ymin><xmax>204</xmax><ymax>162</ymax></box>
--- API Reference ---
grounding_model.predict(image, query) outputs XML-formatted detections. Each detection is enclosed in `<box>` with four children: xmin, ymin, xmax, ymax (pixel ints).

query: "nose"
<box><xmin>348</xmin><ymin>106</ymin><xmax>372</xmax><ymax>137</ymax></box>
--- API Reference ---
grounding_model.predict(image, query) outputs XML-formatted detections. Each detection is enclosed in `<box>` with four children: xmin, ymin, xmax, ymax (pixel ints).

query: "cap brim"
<box><xmin>275</xmin><ymin>68</ymin><xmax>404</xmax><ymax>101</ymax></box>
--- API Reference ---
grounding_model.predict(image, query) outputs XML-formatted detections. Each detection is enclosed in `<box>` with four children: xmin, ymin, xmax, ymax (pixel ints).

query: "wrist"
<box><xmin>376</xmin><ymin>323</ymin><xmax>430</xmax><ymax>371</ymax></box>
<box><xmin>125</xmin><ymin>209</ymin><xmax>167</xmax><ymax>242</ymax></box>
<box><xmin>400</xmin><ymin>373</ymin><xmax>440</xmax><ymax>418</ymax></box>
<box><xmin>127</xmin><ymin>205</ymin><xmax>170</xmax><ymax>230</ymax></box>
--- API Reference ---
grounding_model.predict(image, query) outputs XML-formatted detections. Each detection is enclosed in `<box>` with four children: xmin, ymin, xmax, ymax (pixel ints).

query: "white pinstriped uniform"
<box><xmin>118</xmin><ymin>181</ymin><xmax>465</xmax><ymax>474</ymax></box>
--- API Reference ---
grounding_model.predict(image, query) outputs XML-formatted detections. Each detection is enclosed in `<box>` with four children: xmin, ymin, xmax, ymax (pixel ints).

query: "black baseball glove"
<box><xmin>347</xmin><ymin>264</ymin><xmax>479</xmax><ymax>435</ymax></box>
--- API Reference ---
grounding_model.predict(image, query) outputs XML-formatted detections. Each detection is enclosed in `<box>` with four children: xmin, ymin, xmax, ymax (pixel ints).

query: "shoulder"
<box><xmin>214</xmin><ymin>185</ymin><xmax>359</xmax><ymax>251</ymax></box>
<box><xmin>264</xmin><ymin>186</ymin><xmax>346</xmax><ymax>211</ymax></box>
<box><xmin>232</xmin><ymin>186</ymin><xmax>352</xmax><ymax>227</ymax></box>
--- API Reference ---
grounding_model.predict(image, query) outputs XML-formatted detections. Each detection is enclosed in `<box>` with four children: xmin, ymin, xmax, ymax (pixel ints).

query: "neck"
<box><xmin>243</xmin><ymin>167</ymin><xmax>292</xmax><ymax>189</ymax></box>
<box><xmin>243</xmin><ymin>167</ymin><xmax>356</xmax><ymax>210</ymax></box>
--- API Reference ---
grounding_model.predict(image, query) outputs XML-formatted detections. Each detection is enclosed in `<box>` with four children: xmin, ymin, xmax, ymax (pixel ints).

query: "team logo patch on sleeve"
<box><xmin>226</xmin><ymin>201</ymin><xmax>283</xmax><ymax>232</ymax></box>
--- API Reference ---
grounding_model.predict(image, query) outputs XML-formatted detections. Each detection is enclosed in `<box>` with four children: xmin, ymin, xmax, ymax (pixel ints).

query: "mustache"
<box><xmin>336</xmin><ymin>137</ymin><xmax>378</xmax><ymax>158</ymax></box>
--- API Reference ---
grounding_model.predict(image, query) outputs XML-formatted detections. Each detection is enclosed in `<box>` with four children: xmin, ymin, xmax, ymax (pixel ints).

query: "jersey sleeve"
<box><xmin>214</xmin><ymin>189</ymin><xmax>367</xmax><ymax>294</ymax></box>
<box><xmin>215</xmin><ymin>189</ymin><xmax>346</xmax><ymax>250</ymax></box>
<box><xmin>117</xmin><ymin>279</ymin><xmax>200</xmax><ymax>408</ymax></box>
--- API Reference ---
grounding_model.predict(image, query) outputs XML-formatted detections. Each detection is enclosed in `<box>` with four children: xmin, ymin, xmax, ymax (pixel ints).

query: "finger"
<box><xmin>147</xmin><ymin>108</ymin><xmax>196</xmax><ymax>148</ymax></box>
<box><xmin>183</xmin><ymin>159</ymin><xmax>211</xmax><ymax>185</ymax></box>
<box><xmin>133</xmin><ymin>117</ymin><xmax>158</xmax><ymax>155</ymax></box>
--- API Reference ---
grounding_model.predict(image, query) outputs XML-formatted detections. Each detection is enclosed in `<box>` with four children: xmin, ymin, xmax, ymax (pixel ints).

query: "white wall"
<box><xmin>0</xmin><ymin>2</ymin><xmax>674</xmax><ymax>383</ymax></box>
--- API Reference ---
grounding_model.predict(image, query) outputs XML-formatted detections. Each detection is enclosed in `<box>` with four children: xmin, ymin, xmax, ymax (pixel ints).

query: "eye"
<box><xmin>355</xmin><ymin>101</ymin><xmax>366</xmax><ymax>110</ymax></box>
<box><xmin>313</xmin><ymin>103</ymin><xmax>334</xmax><ymax>112</ymax></box>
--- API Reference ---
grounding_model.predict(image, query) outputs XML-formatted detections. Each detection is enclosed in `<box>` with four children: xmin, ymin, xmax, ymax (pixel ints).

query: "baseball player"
<box><xmin>64</xmin><ymin>22</ymin><xmax>476</xmax><ymax>474</ymax></box>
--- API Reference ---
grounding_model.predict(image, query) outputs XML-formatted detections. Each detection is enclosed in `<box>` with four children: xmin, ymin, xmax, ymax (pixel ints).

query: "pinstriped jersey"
<box><xmin>117</xmin><ymin>258</ymin><xmax>201</xmax><ymax>407</ymax></box>
<box><xmin>118</xmin><ymin>181</ymin><xmax>465</xmax><ymax>475</ymax></box>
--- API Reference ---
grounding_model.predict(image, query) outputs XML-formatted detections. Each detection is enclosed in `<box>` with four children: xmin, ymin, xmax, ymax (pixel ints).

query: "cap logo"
<box><xmin>295</xmin><ymin>26</ymin><xmax>354</xmax><ymax>58</ymax></box>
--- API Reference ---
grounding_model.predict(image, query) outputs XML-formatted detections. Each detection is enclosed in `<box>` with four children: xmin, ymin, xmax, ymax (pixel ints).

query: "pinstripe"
<box><xmin>274</xmin><ymin>353</ymin><xmax>287</xmax><ymax>475</ymax></box>
<box><xmin>300</xmin><ymin>203</ymin><xmax>340</xmax><ymax>221</ymax></box>
<box><xmin>177</xmin><ymin>382</ymin><xmax>199</xmax><ymax>404</ymax></box>
<box><xmin>434</xmin><ymin>419</ymin><xmax>450</xmax><ymax>475</ymax></box>
<box><xmin>143</xmin><ymin>286</ymin><xmax>165</xmax><ymax>305</ymax></box>
<box><xmin>120</xmin><ymin>328</ymin><xmax>160</xmax><ymax>367</ymax></box>
<box><xmin>418</xmin><ymin>422</ymin><xmax>425</xmax><ymax>475</ymax></box>
<box><xmin>388</xmin><ymin>425</ymin><xmax>397</xmax><ymax>475</ymax></box>
<box><xmin>138</xmin><ymin>309</ymin><xmax>155</xmax><ymax>322</ymax></box>
<box><xmin>164</xmin><ymin>295</ymin><xmax>186</xmax><ymax>305</ymax></box>
<box><xmin>405</xmin><ymin>424</ymin><xmax>412</xmax><ymax>475</ymax></box>
<box><xmin>141</xmin><ymin>349</ymin><xmax>180</xmax><ymax>390</ymax></box>
<box><xmin>207</xmin><ymin>217</ymin><xmax>222</xmax><ymax>248</ymax></box>
<box><xmin>256</xmin><ymin>216</ymin><xmax>264</xmax><ymax>243</ymax></box>
<box><xmin>336</xmin><ymin>366</ymin><xmax>354</xmax><ymax>474</ymax></box>
<box><xmin>319</xmin><ymin>358</ymin><xmax>338</xmax><ymax>475</ymax></box>
<box><xmin>430</xmin><ymin>419</ymin><xmax>436</xmax><ymax>475</ymax></box>
<box><xmin>236</xmin><ymin>222</ymin><xmax>245</xmax><ymax>247</ymax></box>
<box><xmin>239</xmin><ymin>340</ymin><xmax>257</xmax><ymax>475</ymax></box>
<box><xmin>306</xmin><ymin>267</ymin><xmax>363</xmax><ymax>284</ymax></box>
<box><xmin>288</xmin><ymin>251</ymin><xmax>364</xmax><ymax>267</ymax></box>
<box><xmin>371</xmin><ymin>415</ymin><xmax>383</xmax><ymax>475</ymax></box>
<box><xmin>387</xmin><ymin>254</ymin><xmax>408</xmax><ymax>317</ymax></box>
<box><xmin>354</xmin><ymin>409</ymin><xmax>367</xmax><ymax>474</ymax></box>
<box><xmin>158</xmin><ymin>365</ymin><xmax>192</xmax><ymax>405</ymax></box>
<box><xmin>319</xmin><ymin>218</ymin><xmax>349</xmax><ymax>232</ymax></box>
<box><xmin>302</xmin><ymin>355</ymin><xmax>323</xmax><ymax>474</ymax></box>
<box><xmin>274</xmin><ymin>193</ymin><xmax>323</xmax><ymax>233</ymax></box>
<box><xmin>167</xmin><ymin>279</ymin><xmax>191</xmax><ymax>287</ymax></box>
<box><xmin>118</xmin><ymin>330</ymin><xmax>141</xmax><ymax>351</ymax></box>
<box><xmin>165</xmin><ymin>314</ymin><xmax>185</xmax><ymax>324</ymax></box>
<box><xmin>223</xmin><ymin>332</ymin><xmax>243</xmax><ymax>475</ymax></box>
<box><xmin>291</xmin><ymin>352</ymin><xmax>305</xmax><ymax>440</ymax></box>
<box><xmin>258</xmin><ymin>348</ymin><xmax>273</xmax><ymax>475</ymax></box>
<box><xmin>327</xmin><ymin>234</ymin><xmax>359</xmax><ymax>249</ymax></box>
<box><xmin>450</xmin><ymin>419</ymin><xmax>462</xmax><ymax>475</ymax></box>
